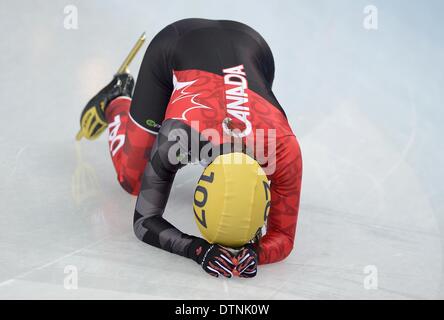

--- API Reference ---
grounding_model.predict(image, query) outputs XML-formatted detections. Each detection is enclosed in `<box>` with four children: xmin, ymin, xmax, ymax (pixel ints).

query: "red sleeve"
<box><xmin>258</xmin><ymin>135</ymin><xmax>303</xmax><ymax>264</ymax></box>
<box><xmin>105</xmin><ymin>97</ymin><xmax>157</xmax><ymax>195</ymax></box>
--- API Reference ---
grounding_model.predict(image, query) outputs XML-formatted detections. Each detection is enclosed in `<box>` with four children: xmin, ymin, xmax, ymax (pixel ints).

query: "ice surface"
<box><xmin>0</xmin><ymin>0</ymin><xmax>443</xmax><ymax>299</ymax></box>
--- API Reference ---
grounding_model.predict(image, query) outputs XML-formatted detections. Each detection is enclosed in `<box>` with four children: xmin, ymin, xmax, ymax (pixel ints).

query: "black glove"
<box><xmin>234</xmin><ymin>244</ymin><xmax>258</xmax><ymax>278</ymax></box>
<box><xmin>201</xmin><ymin>245</ymin><xmax>237</xmax><ymax>278</ymax></box>
<box><xmin>187</xmin><ymin>238</ymin><xmax>236</xmax><ymax>278</ymax></box>
<box><xmin>76</xmin><ymin>73</ymin><xmax>135</xmax><ymax>140</ymax></box>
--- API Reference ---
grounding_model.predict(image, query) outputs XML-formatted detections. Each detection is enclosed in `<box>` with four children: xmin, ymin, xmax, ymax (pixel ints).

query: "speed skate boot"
<box><xmin>76</xmin><ymin>73</ymin><xmax>135</xmax><ymax>141</ymax></box>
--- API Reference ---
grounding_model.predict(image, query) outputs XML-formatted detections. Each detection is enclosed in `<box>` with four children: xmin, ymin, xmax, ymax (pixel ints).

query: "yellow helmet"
<box><xmin>193</xmin><ymin>152</ymin><xmax>271</xmax><ymax>248</ymax></box>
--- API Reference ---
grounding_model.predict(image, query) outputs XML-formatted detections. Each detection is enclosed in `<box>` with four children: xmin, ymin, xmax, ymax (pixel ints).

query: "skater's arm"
<box><xmin>258</xmin><ymin>135</ymin><xmax>303</xmax><ymax>264</ymax></box>
<box><xmin>132</xmin><ymin>120</ymin><xmax>209</xmax><ymax>262</ymax></box>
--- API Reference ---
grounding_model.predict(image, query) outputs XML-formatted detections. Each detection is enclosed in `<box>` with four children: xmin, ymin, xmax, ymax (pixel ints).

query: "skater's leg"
<box><xmin>105</xmin><ymin>97</ymin><xmax>156</xmax><ymax>195</ymax></box>
<box><xmin>104</xmin><ymin>24</ymin><xmax>179</xmax><ymax>195</ymax></box>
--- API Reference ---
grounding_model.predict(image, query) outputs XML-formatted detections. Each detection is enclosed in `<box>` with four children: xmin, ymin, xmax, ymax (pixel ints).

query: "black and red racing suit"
<box><xmin>104</xmin><ymin>18</ymin><xmax>302</xmax><ymax>264</ymax></box>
